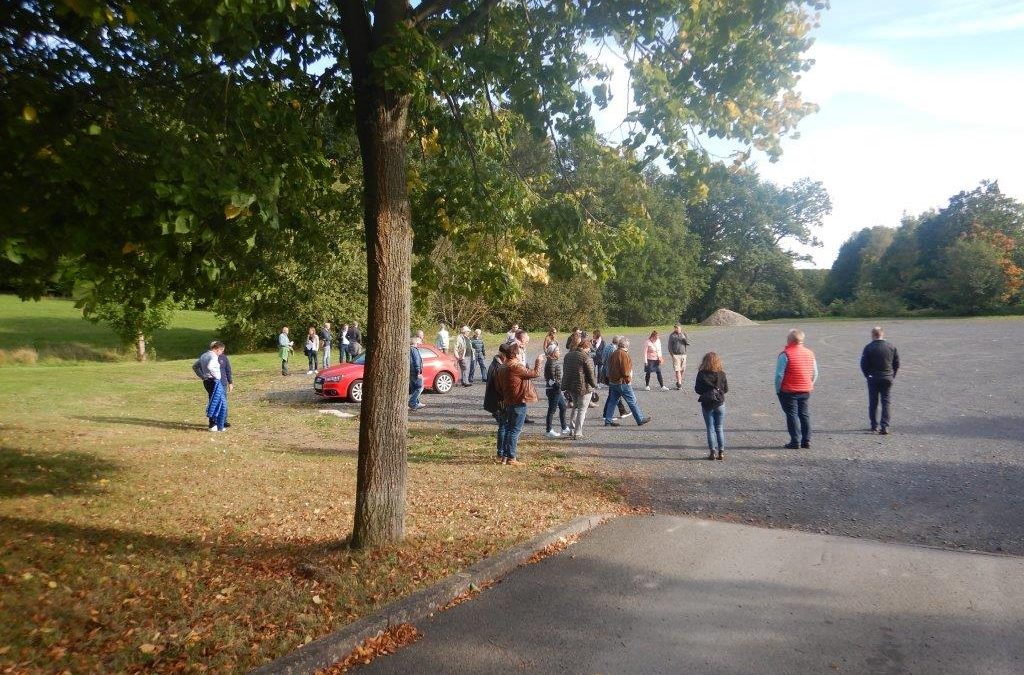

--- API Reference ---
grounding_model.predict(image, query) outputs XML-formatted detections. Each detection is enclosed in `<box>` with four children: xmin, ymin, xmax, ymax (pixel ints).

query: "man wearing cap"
<box><xmin>667</xmin><ymin>323</ymin><xmax>690</xmax><ymax>390</ymax></box>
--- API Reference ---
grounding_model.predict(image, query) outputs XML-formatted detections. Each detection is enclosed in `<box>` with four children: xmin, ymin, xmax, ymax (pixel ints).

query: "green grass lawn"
<box><xmin>0</xmin><ymin>298</ymin><xmax>625</xmax><ymax>673</ymax></box>
<box><xmin>0</xmin><ymin>295</ymin><xmax>220</xmax><ymax>363</ymax></box>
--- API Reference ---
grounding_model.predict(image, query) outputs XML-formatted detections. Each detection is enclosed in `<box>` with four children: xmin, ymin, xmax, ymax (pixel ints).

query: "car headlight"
<box><xmin>325</xmin><ymin>375</ymin><xmax>343</xmax><ymax>382</ymax></box>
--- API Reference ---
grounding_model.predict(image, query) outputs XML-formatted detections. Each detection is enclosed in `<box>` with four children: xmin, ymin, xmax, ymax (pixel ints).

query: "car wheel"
<box><xmin>349</xmin><ymin>379</ymin><xmax>363</xmax><ymax>403</ymax></box>
<box><xmin>433</xmin><ymin>371</ymin><xmax>454</xmax><ymax>394</ymax></box>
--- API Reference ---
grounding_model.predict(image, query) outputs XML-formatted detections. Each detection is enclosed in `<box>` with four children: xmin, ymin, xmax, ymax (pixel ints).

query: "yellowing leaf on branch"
<box><xmin>23</xmin><ymin>105</ymin><xmax>38</xmax><ymax>123</ymax></box>
<box><xmin>224</xmin><ymin>204</ymin><xmax>245</xmax><ymax>220</ymax></box>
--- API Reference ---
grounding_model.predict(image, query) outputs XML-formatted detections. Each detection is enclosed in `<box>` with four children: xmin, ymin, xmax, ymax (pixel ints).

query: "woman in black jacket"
<box><xmin>694</xmin><ymin>352</ymin><xmax>729</xmax><ymax>460</ymax></box>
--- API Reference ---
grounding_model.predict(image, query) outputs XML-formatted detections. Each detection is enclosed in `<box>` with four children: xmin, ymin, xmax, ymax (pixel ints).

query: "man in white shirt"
<box><xmin>436</xmin><ymin>323</ymin><xmax>450</xmax><ymax>353</ymax></box>
<box><xmin>193</xmin><ymin>341</ymin><xmax>225</xmax><ymax>429</ymax></box>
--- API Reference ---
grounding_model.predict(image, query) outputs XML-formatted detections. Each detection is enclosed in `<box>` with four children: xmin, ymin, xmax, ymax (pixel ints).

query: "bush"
<box><xmin>838</xmin><ymin>288</ymin><xmax>909</xmax><ymax>318</ymax></box>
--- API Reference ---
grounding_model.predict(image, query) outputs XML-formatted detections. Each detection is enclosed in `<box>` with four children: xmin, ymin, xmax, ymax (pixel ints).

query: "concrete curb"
<box><xmin>251</xmin><ymin>513</ymin><xmax>614</xmax><ymax>675</ymax></box>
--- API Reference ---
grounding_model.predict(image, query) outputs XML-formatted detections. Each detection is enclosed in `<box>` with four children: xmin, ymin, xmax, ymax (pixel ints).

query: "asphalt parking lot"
<box><xmin>335</xmin><ymin>317</ymin><xmax>1024</xmax><ymax>555</ymax></box>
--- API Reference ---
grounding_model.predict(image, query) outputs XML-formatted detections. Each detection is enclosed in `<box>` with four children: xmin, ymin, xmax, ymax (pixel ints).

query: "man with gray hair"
<box><xmin>602</xmin><ymin>336</ymin><xmax>652</xmax><ymax>427</ymax></box>
<box><xmin>775</xmin><ymin>328</ymin><xmax>818</xmax><ymax>449</ymax></box>
<box><xmin>860</xmin><ymin>326</ymin><xmax>900</xmax><ymax>435</ymax></box>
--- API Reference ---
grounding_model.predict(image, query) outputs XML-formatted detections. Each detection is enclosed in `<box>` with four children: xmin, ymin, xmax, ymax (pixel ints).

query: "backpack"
<box><xmin>192</xmin><ymin>357</ymin><xmax>205</xmax><ymax>379</ymax></box>
<box><xmin>699</xmin><ymin>387</ymin><xmax>724</xmax><ymax>407</ymax></box>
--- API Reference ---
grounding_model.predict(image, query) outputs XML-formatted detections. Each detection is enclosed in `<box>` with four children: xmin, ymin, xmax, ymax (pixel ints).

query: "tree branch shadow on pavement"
<box><xmin>897</xmin><ymin>415</ymin><xmax>1023</xmax><ymax>442</ymax></box>
<box><xmin>361</xmin><ymin>550</ymin><xmax>1024</xmax><ymax>675</ymax></box>
<box><xmin>628</xmin><ymin>456</ymin><xmax>1024</xmax><ymax>556</ymax></box>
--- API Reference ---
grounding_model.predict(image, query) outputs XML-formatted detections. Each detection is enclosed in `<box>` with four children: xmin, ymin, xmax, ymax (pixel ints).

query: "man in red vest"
<box><xmin>775</xmin><ymin>328</ymin><xmax>819</xmax><ymax>449</ymax></box>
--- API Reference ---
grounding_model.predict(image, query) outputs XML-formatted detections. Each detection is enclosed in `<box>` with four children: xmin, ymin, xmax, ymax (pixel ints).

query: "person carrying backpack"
<box><xmin>694</xmin><ymin>351</ymin><xmax>729</xmax><ymax>460</ymax></box>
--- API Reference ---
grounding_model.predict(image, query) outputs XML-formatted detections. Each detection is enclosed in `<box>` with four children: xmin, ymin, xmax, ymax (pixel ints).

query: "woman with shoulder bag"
<box><xmin>694</xmin><ymin>351</ymin><xmax>729</xmax><ymax>460</ymax></box>
<box><xmin>543</xmin><ymin>344</ymin><xmax>569</xmax><ymax>437</ymax></box>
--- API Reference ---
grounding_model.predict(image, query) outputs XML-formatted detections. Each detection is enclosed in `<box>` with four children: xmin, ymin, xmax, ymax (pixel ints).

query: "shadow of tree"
<box><xmin>73</xmin><ymin>416</ymin><xmax>208</xmax><ymax>431</ymax></box>
<box><xmin>0</xmin><ymin>447</ymin><xmax>118</xmax><ymax>498</ymax></box>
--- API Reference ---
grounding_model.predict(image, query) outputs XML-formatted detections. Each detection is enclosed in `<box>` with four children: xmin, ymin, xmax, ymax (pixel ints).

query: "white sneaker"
<box><xmin>209</xmin><ymin>425</ymin><xmax>219</xmax><ymax>432</ymax></box>
<box><xmin>661</xmin><ymin>386</ymin><xmax>669</xmax><ymax>391</ymax></box>
<box><xmin>644</xmin><ymin>385</ymin><xmax>651</xmax><ymax>391</ymax></box>
<box><xmin>619</xmin><ymin>411</ymin><xmax>633</xmax><ymax>419</ymax></box>
<box><xmin>561</xmin><ymin>427</ymin><xmax>571</xmax><ymax>435</ymax></box>
<box><xmin>545</xmin><ymin>430</ymin><xmax>561</xmax><ymax>438</ymax></box>
<box><xmin>306</xmin><ymin>370</ymin><xmax>313</xmax><ymax>375</ymax></box>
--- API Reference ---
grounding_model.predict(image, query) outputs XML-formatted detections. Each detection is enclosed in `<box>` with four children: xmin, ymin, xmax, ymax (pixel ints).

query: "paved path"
<box><xmin>396</xmin><ymin>318</ymin><xmax>1024</xmax><ymax>555</ymax></box>
<box><xmin>363</xmin><ymin>515</ymin><xmax>1024</xmax><ymax>675</ymax></box>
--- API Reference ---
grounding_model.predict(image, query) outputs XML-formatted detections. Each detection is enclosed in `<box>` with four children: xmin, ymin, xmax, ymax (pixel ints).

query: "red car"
<box><xmin>313</xmin><ymin>345</ymin><xmax>460</xmax><ymax>402</ymax></box>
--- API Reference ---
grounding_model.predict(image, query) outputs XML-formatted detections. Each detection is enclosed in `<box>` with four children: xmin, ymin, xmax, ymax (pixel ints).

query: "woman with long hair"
<box><xmin>694</xmin><ymin>351</ymin><xmax>729</xmax><ymax>460</ymax></box>
<box><xmin>644</xmin><ymin>330</ymin><xmax>666</xmax><ymax>390</ymax></box>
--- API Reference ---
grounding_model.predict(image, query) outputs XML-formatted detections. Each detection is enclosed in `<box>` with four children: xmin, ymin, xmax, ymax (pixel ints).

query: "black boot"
<box><xmin>716</xmin><ymin>450</ymin><xmax>724</xmax><ymax>461</ymax></box>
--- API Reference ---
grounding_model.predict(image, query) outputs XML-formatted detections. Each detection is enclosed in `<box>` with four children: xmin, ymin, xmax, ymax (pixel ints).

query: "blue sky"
<box><xmin>595</xmin><ymin>0</ymin><xmax>1024</xmax><ymax>267</ymax></box>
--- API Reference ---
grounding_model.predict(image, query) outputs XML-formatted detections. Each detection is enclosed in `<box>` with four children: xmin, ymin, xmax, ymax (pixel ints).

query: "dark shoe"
<box><xmin>707</xmin><ymin>451</ymin><xmax>716</xmax><ymax>460</ymax></box>
<box><xmin>224</xmin><ymin>423</ymin><xmax>232</xmax><ymax>428</ymax></box>
<box><xmin>524</xmin><ymin>417</ymin><xmax>537</xmax><ymax>425</ymax></box>
<box><xmin>870</xmin><ymin>426</ymin><xmax>877</xmax><ymax>433</ymax></box>
<box><xmin>604</xmin><ymin>420</ymin><xmax>620</xmax><ymax>427</ymax></box>
<box><xmin>637</xmin><ymin>416</ymin><xmax>652</xmax><ymax>426</ymax></box>
<box><xmin>801</xmin><ymin>441</ymin><xmax>811</xmax><ymax>449</ymax></box>
<box><xmin>879</xmin><ymin>428</ymin><xmax>889</xmax><ymax>435</ymax></box>
<box><xmin>716</xmin><ymin>452</ymin><xmax>724</xmax><ymax>461</ymax></box>
<box><xmin>784</xmin><ymin>442</ymin><xmax>800</xmax><ymax>449</ymax></box>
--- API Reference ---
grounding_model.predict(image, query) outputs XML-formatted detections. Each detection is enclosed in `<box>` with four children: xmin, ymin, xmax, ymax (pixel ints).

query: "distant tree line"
<box><xmin>821</xmin><ymin>182</ymin><xmax>1024</xmax><ymax>317</ymax></box>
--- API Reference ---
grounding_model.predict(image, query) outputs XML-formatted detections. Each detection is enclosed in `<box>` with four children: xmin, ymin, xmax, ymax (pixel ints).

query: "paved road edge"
<box><xmin>251</xmin><ymin>513</ymin><xmax>615</xmax><ymax>675</ymax></box>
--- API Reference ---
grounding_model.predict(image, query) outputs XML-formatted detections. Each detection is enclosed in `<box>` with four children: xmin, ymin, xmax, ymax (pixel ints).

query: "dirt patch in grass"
<box><xmin>0</xmin><ymin>358</ymin><xmax>625</xmax><ymax>673</ymax></box>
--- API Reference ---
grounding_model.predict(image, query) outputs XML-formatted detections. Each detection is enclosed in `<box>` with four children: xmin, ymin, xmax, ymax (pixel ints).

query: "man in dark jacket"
<box><xmin>860</xmin><ymin>326</ymin><xmax>900</xmax><ymax>435</ymax></box>
<box><xmin>320</xmin><ymin>322</ymin><xmax>334</xmax><ymax>368</ymax></box>
<box><xmin>409</xmin><ymin>341</ymin><xmax>425</xmax><ymax>410</ymax></box>
<box><xmin>469</xmin><ymin>329</ymin><xmax>488</xmax><ymax>384</ymax></box>
<box><xmin>218</xmin><ymin>346</ymin><xmax>234</xmax><ymax>427</ymax></box>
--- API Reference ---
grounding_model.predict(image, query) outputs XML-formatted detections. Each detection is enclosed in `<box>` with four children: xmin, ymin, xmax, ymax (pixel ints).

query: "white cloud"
<box><xmin>863</xmin><ymin>0</ymin><xmax>1024</xmax><ymax>39</ymax></box>
<box><xmin>797</xmin><ymin>41</ymin><xmax>1024</xmax><ymax>132</ymax></box>
<box><xmin>769</xmin><ymin>40</ymin><xmax>1024</xmax><ymax>266</ymax></box>
<box><xmin>584</xmin><ymin>32</ymin><xmax>1024</xmax><ymax>269</ymax></box>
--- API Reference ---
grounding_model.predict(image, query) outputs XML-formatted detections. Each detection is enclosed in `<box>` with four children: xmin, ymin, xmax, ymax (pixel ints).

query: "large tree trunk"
<box><xmin>350</xmin><ymin>83</ymin><xmax>413</xmax><ymax>549</ymax></box>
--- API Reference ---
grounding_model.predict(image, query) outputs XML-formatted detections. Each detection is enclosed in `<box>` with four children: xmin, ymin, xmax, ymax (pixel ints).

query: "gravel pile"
<box><xmin>700</xmin><ymin>308</ymin><xmax>758</xmax><ymax>326</ymax></box>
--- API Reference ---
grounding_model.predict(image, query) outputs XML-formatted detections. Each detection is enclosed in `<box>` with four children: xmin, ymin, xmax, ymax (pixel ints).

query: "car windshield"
<box><xmin>417</xmin><ymin>348</ymin><xmax>435</xmax><ymax>358</ymax></box>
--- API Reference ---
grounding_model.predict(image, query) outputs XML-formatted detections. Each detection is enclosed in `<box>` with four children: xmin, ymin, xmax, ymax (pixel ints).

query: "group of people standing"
<box><xmin>277</xmin><ymin>321</ymin><xmax>363</xmax><ymax>376</ymax></box>
<box><xmin>460</xmin><ymin>323</ymin><xmax>900</xmax><ymax>465</ymax></box>
<box><xmin>431</xmin><ymin>324</ymin><xmax>490</xmax><ymax>386</ymax></box>
<box><xmin>478</xmin><ymin>326</ymin><xmax>669</xmax><ymax>465</ymax></box>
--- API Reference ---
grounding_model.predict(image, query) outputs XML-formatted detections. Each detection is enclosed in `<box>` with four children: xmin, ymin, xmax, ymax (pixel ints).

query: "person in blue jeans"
<box><xmin>497</xmin><ymin>342</ymin><xmax>542</xmax><ymax>465</ymax></box>
<box><xmin>409</xmin><ymin>341</ymin><xmax>425</xmax><ymax>409</ymax></box>
<box><xmin>602</xmin><ymin>337</ymin><xmax>652</xmax><ymax>427</ymax></box>
<box><xmin>694</xmin><ymin>352</ymin><xmax>729</xmax><ymax>460</ymax></box>
<box><xmin>775</xmin><ymin>328</ymin><xmax>818</xmax><ymax>449</ymax></box>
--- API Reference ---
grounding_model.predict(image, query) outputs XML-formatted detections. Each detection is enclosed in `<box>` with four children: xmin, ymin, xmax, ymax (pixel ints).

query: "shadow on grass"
<box><xmin>263</xmin><ymin>388</ymin><xmax>324</xmax><ymax>407</ymax></box>
<box><xmin>74</xmin><ymin>416</ymin><xmax>209</xmax><ymax>431</ymax></box>
<box><xmin>0</xmin><ymin>447</ymin><xmax>118</xmax><ymax>498</ymax></box>
<box><xmin>0</xmin><ymin>514</ymin><xmax>350</xmax><ymax>561</ymax></box>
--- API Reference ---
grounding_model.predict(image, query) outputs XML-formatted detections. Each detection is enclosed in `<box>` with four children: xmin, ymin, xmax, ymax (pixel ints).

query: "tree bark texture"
<box><xmin>349</xmin><ymin>83</ymin><xmax>413</xmax><ymax>549</ymax></box>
